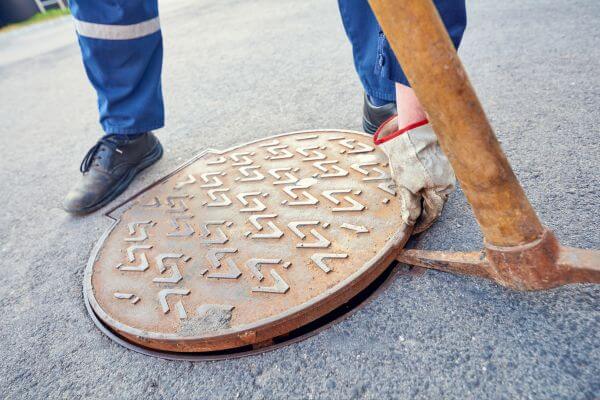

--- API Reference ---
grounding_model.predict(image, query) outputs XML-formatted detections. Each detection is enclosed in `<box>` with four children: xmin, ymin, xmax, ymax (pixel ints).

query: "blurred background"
<box><xmin>0</xmin><ymin>0</ymin><xmax>69</xmax><ymax>31</ymax></box>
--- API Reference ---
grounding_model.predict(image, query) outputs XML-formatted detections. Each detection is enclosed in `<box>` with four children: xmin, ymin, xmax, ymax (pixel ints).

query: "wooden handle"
<box><xmin>368</xmin><ymin>0</ymin><xmax>544</xmax><ymax>246</ymax></box>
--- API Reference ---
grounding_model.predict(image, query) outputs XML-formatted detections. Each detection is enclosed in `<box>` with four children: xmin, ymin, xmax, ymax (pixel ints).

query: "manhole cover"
<box><xmin>84</xmin><ymin>130</ymin><xmax>410</xmax><ymax>353</ymax></box>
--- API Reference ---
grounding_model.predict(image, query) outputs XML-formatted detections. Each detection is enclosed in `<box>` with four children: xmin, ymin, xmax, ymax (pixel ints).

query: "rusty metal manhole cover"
<box><xmin>84</xmin><ymin>130</ymin><xmax>410</xmax><ymax>354</ymax></box>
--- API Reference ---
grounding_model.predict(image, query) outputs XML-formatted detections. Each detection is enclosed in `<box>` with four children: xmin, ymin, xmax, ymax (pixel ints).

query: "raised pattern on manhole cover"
<box><xmin>85</xmin><ymin>130</ymin><xmax>410</xmax><ymax>352</ymax></box>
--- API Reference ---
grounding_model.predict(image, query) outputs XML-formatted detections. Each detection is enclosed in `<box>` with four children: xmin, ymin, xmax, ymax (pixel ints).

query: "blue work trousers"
<box><xmin>338</xmin><ymin>0</ymin><xmax>467</xmax><ymax>102</ymax></box>
<box><xmin>70</xmin><ymin>0</ymin><xmax>164</xmax><ymax>135</ymax></box>
<box><xmin>70</xmin><ymin>0</ymin><xmax>465</xmax><ymax>135</ymax></box>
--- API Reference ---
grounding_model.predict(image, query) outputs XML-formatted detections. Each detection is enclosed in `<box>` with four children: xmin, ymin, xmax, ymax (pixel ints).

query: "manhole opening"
<box><xmin>86</xmin><ymin>261</ymin><xmax>403</xmax><ymax>361</ymax></box>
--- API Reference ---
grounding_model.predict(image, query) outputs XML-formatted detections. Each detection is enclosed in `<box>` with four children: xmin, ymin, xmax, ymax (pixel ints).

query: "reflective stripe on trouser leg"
<box><xmin>70</xmin><ymin>0</ymin><xmax>164</xmax><ymax>135</ymax></box>
<box><xmin>73</xmin><ymin>17</ymin><xmax>160</xmax><ymax>40</ymax></box>
<box><xmin>338</xmin><ymin>0</ymin><xmax>466</xmax><ymax>101</ymax></box>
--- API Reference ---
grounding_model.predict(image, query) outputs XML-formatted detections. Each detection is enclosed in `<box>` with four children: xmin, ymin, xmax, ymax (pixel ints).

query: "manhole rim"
<box><xmin>83</xmin><ymin>129</ymin><xmax>410</xmax><ymax>351</ymax></box>
<box><xmin>83</xmin><ymin>258</ymin><xmax>405</xmax><ymax>361</ymax></box>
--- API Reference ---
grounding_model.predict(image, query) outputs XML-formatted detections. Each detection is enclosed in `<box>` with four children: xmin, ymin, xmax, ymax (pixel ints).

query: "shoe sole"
<box><xmin>362</xmin><ymin>116</ymin><xmax>379</xmax><ymax>135</ymax></box>
<box><xmin>68</xmin><ymin>142</ymin><xmax>164</xmax><ymax>215</ymax></box>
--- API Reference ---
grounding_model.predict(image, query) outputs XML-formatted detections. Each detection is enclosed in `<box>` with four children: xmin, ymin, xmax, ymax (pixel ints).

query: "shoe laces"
<box><xmin>80</xmin><ymin>134</ymin><xmax>126</xmax><ymax>173</ymax></box>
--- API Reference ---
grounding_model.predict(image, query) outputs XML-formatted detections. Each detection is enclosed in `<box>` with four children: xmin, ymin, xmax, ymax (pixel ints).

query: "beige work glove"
<box><xmin>374</xmin><ymin>117</ymin><xmax>456</xmax><ymax>233</ymax></box>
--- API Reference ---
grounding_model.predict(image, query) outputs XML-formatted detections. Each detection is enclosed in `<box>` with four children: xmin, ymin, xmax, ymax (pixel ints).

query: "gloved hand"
<box><xmin>374</xmin><ymin>117</ymin><xmax>456</xmax><ymax>233</ymax></box>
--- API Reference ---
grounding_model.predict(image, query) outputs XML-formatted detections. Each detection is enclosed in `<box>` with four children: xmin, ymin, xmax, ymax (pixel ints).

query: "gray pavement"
<box><xmin>0</xmin><ymin>0</ymin><xmax>599</xmax><ymax>398</ymax></box>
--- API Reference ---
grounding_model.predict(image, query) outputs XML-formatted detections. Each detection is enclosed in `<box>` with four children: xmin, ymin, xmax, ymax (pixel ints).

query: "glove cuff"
<box><xmin>373</xmin><ymin>116</ymin><xmax>429</xmax><ymax>145</ymax></box>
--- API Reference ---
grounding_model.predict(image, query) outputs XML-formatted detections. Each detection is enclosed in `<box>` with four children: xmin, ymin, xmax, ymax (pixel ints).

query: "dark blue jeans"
<box><xmin>338</xmin><ymin>0</ymin><xmax>467</xmax><ymax>102</ymax></box>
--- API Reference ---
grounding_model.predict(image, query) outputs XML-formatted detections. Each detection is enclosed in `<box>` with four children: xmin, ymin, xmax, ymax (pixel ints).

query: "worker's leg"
<box><xmin>338</xmin><ymin>0</ymin><xmax>396</xmax><ymax>133</ymax></box>
<box><xmin>70</xmin><ymin>0</ymin><xmax>164</xmax><ymax>134</ymax></box>
<box><xmin>338</xmin><ymin>0</ymin><xmax>466</xmax><ymax>132</ymax></box>
<box><xmin>64</xmin><ymin>0</ymin><xmax>164</xmax><ymax>214</ymax></box>
<box><xmin>338</xmin><ymin>0</ymin><xmax>466</xmax><ymax>98</ymax></box>
<box><xmin>338</xmin><ymin>0</ymin><xmax>396</xmax><ymax>104</ymax></box>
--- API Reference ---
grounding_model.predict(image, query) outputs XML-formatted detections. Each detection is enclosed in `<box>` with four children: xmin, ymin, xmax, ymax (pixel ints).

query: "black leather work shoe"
<box><xmin>63</xmin><ymin>132</ymin><xmax>163</xmax><ymax>214</ymax></box>
<box><xmin>362</xmin><ymin>93</ymin><xmax>397</xmax><ymax>134</ymax></box>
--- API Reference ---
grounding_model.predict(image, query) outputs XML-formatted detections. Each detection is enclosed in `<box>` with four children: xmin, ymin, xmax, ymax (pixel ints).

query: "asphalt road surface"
<box><xmin>0</xmin><ymin>0</ymin><xmax>598</xmax><ymax>398</ymax></box>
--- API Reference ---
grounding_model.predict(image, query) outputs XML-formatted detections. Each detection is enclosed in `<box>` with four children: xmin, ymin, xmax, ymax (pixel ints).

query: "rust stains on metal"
<box><xmin>85</xmin><ymin>130</ymin><xmax>411</xmax><ymax>353</ymax></box>
<box><xmin>397</xmin><ymin>229</ymin><xmax>600</xmax><ymax>290</ymax></box>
